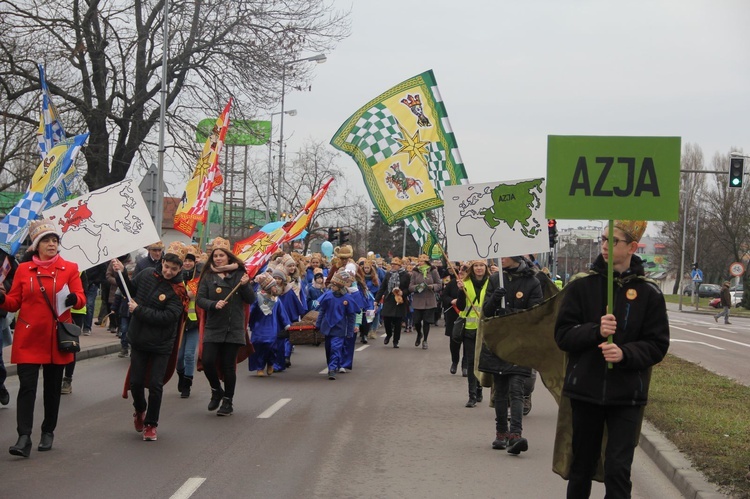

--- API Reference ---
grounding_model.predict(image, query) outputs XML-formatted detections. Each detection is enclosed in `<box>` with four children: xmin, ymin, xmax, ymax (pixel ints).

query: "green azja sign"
<box><xmin>546</xmin><ymin>135</ymin><xmax>681</xmax><ymax>221</ymax></box>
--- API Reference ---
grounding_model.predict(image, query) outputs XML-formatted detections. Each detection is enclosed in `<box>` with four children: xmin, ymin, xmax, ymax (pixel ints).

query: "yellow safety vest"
<box><xmin>459</xmin><ymin>278</ymin><xmax>488</xmax><ymax>330</ymax></box>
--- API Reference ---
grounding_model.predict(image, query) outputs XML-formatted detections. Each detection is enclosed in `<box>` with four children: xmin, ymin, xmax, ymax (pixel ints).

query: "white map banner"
<box><xmin>43</xmin><ymin>179</ymin><xmax>160</xmax><ymax>271</ymax></box>
<box><xmin>443</xmin><ymin>178</ymin><xmax>550</xmax><ymax>261</ymax></box>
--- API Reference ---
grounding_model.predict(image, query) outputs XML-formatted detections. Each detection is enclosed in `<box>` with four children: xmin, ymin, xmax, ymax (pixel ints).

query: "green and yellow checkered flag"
<box><xmin>331</xmin><ymin>70</ymin><xmax>467</xmax><ymax>225</ymax></box>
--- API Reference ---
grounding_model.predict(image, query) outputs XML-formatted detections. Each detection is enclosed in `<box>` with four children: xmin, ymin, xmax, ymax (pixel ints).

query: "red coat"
<box><xmin>1</xmin><ymin>256</ymin><xmax>85</xmax><ymax>365</ymax></box>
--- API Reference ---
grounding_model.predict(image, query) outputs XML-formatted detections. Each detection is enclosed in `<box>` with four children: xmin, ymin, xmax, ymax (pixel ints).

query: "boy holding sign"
<box><xmin>554</xmin><ymin>220</ymin><xmax>670</xmax><ymax>498</ymax></box>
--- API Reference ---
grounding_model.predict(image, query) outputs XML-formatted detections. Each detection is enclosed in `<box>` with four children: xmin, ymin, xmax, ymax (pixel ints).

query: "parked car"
<box><xmin>729</xmin><ymin>284</ymin><xmax>743</xmax><ymax>307</ymax></box>
<box><xmin>682</xmin><ymin>283</ymin><xmax>722</xmax><ymax>298</ymax></box>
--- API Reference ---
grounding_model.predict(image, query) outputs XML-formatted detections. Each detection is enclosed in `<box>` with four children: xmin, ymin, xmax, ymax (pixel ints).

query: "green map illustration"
<box><xmin>452</xmin><ymin>178</ymin><xmax>546</xmax><ymax>258</ymax></box>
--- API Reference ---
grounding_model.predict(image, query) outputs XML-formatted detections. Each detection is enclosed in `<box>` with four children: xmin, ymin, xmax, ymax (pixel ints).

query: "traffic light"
<box><xmin>340</xmin><ymin>229</ymin><xmax>350</xmax><ymax>244</ymax></box>
<box><xmin>729</xmin><ymin>157</ymin><xmax>744</xmax><ymax>188</ymax></box>
<box><xmin>327</xmin><ymin>227</ymin><xmax>338</xmax><ymax>243</ymax></box>
<box><xmin>548</xmin><ymin>219</ymin><xmax>558</xmax><ymax>247</ymax></box>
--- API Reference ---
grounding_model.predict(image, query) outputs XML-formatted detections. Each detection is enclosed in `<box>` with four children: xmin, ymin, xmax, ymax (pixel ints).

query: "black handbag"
<box><xmin>450</xmin><ymin>317</ymin><xmax>466</xmax><ymax>342</ymax></box>
<box><xmin>37</xmin><ymin>277</ymin><xmax>82</xmax><ymax>353</ymax></box>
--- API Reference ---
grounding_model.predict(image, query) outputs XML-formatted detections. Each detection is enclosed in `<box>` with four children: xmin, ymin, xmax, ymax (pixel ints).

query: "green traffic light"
<box><xmin>732</xmin><ymin>178</ymin><xmax>741</xmax><ymax>186</ymax></box>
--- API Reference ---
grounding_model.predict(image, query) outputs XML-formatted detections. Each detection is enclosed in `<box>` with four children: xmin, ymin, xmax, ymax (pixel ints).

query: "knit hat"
<box><xmin>28</xmin><ymin>218</ymin><xmax>61</xmax><ymax>251</ymax></box>
<box><xmin>255</xmin><ymin>273</ymin><xmax>277</xmax><ymax>292</ymax></box>
<box><xmin>330</xmin><ymin>269</ymin><xmax>352</xmax><ymax>288</ymax></box>
<box><xmin>313</xmin><ymin>268</ymin><xmax>324</xmax><ymax>279</ymax></box>
<box><xmin>613</xmin><ymin>220</ymin><xmax>647</xmax><ymax>243</ymax></box>
<box><xmin>272</xmin><ymin>267</ymin><xmax>288</xmax><ymax>283</ymax></box>
<box><xmin>165</xmin><ymin>241</ymin><xmax>188</xmax><ymax>262</ymax></box>
<box><xmin>211</xmin><ymin>237</ymin><xmax>231</xmax><ymax>252</ymax></box>
<box><xmin>334</xmin><ymin>244</ymin><xmax>353</xmax><ymax>259</ymax></box>
<box><xmin>471</xmin><ymin>259</ymin><xmax>488</xmax><ymax>268</ymax></box>
<box><xmin>278</xmin><ymin>253</ymin><xmax>296</xmax><ymax>269</ymax></box>
<box><xmin>145</xmin><ymin>241</ymin><xmax>165</xmax><ymax>250</ymax></box>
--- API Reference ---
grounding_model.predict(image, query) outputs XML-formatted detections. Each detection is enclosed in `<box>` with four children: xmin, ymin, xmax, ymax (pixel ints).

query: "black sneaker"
<box><xmin>465</xmin><ymin>397</ymin><xmax>477</xmax><ymax>408</ymax></box>
<box><xmin>507</xmin><ymin>434</ymin><xmax>528</xmax><ymax>455</ymax></box>
<box><xmin>208</xmin><ymin>388</ymin><xmax>224</xmax><ymax>411</ymax></box>
<box><xmin>0</xmin><ymin>385</ymin><xmax>9</xmax><ymax>406</ymax></box>
<box><xmin>462</xmin><ymin>368</ymin><xmax>468</xmax><ymax>377</ymax></box>
<box><xmin>450</xmin><ymin>362</ymin><xmax>458</xmax><ymax>375</ymax></box>
<box><xmin>476</xmin><ymin>390</ymin><xmax>483</xmax><ymax>403</ymax></box>
<box><xmin>216</xmin><ymin>397</ymin><xmax>233</xmax><ymax>416</ymax></box>
<box><xmin>328</xmin><ymin>370</ymin><xmax>336</xmax><ymax>380</ymax></box>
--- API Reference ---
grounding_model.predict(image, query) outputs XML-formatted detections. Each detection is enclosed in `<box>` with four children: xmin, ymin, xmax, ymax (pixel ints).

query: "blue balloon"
<box><xmin>321</xmin><ymin>240</ymin><xmax>334</xmax><ymax>258</ymax></box>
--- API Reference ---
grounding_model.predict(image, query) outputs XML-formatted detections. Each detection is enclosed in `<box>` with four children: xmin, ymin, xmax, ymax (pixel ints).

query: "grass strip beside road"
<box><xmin>645</xmin><ymin>354</ymin><xmax>750</xmax><ymax>498</ymax></box>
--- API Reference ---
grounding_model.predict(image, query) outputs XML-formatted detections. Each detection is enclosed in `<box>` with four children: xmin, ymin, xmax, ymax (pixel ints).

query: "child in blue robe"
<box><xmin>316</xmin><ymin>270</ymin><xmax>359</xmax><ymax>380</ymax></box>
<box><xmin>248</xmin><ymin>273</ymin><xmax>291</xmax><ymax>376</ymax></box>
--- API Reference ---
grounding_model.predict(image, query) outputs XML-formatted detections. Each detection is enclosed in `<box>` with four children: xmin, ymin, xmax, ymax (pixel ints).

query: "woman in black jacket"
<box><xmin>441</xmin><ymin>263</ymin><xmax>466</xmax><ymax>375</ymax></box>
<box><xmin>374</xmin><ymin>258</ymin><xmax>410</xmax><ymax>348</ymax></box>
<box><xmin>196</xmin><ymin>238</ymin><xmax>255</xmax><ymax>416</ymax></box>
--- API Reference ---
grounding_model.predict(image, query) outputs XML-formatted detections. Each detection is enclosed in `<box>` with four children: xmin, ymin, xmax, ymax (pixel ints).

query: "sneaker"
<box><xmin>133</xmin><ymin>411</ymin><xmax>145</xmax><ymax>433</ymax></box>
<box><xmin>725</xmin><ymin>321</ymin><xmax>732</xmax><ymax>325</ymax></box>
<box><xmin>257</xmin><ymin>370</ymin><xmax>266</xmax><ymax>377</ymax></box>
<box><xmin>143</xmin><ymin>425</ymin><xmax>157</xmax><ymax>441</ymax></box>
<box><xmin>82</xmin><ymin>327</ymin><xmax>91</xmax><ymax>336</ymax></box>
<box><xmin>422</xmin><ymin>341</ymin><xmax>428</xmax><ymax>350</ymax></box>
<box><xmin>384</xmin><ymin>336</ymin><xmax>390</xmax><ymax>345</ymax></box>
<box><xmin>339</xmin><ymin>367</ymin><xmax>347</xmax><ymax>373</ymax></box>
<box><xmin>492</xmin><ymin>432</ymin><xmax>509</xmax><ymax>450</ymax></box>
<box><xmin>328</xmin><ymin>370</ymin><xmax>336</xmax><ymax>380</ymax></box>
<box><xmin>507</xmin><ymin>434</ymin><xmax>528</xmax><ymax>455</ymax></box>
<box><xmin>208</xmin><ymin>388</ymin><xmax>224</xmax><ymax>411</ymax></box>
<box><xmin>61</xmin><ymin>378</ymin><xmax>72</xmax><ymax>395</ymax></box>
<box><xmin>714</xmin><ymin>316</ymin><xmax>719</xmax><ymax>323</ymax></box>
<box><xmin>465</xmin><ymin>397</ymin><xmax>477</xmax><ymax>408</ymax></box>
<box><xmin>216</xmin><ymin>397</ymin><xmax>233</xmax><ymax>416</ymax></box>
<box><xmin>118</xmin><ymin>347</ymin><xmax>129</xmax><ymax>358</ymax></box>
<box><xmin>523</xmin><ymin>396</ymin><xmax>532</xmax><ymax>416</ymax></box>
<box><xmin>393</xmin><ymin>343</ymin><xmax>399</xmax><ymax>348</ymax></box>
<box><xmin>266</xmin><ymin>364</ymin><xmax>274</xmax><ymax>376</ymax></box>
<box><xmin>0</xmin><ymin>385</ymin><xmax>9</xmax><ymax>406</ymax></box>
<box><xmin>462</xmin><ymin>368</ymin><xmax>468</xmax><ymax>377</ymax></box>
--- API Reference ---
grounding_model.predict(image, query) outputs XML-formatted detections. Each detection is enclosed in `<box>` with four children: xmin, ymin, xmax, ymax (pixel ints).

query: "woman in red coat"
<box><xmin>0</xmin><ymin>219</ymin><xmax>85</xmax><ymax>457</ymax></box>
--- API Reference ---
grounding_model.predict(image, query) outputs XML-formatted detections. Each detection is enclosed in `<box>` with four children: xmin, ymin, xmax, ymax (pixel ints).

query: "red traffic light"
<box><xmin>548</xmin><ymin>219</ymin><xmax>557</xmax><ymax>228</ymax></box>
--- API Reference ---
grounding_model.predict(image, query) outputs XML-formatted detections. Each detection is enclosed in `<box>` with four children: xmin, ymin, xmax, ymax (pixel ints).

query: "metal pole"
<box><xmin>678</xmin><ymin>200</ymin><xmax>688</xmax><ymax>311</ymax></box>
<box><xmin>402</xmin><ymin>221</ymin><xmax>407</xmax><ymax>258</ymax></box>
<box><xmin>692</xmin><ymin>199</ymin><xmax>701</xmax><ymax>309</ymax></box>
<box><xmin>265</xmin><ymin>113</ymin><xmax>274</xmax><ymax>224</ymax></box>
<box><xmin>155</xmin><ymin>0</ymin><xmax>170</xmax><ymax>236</ymax></box>
<box><xmin>276</xmin><ymin>64</ymin><xmax>287</xmax><ymax>219</ymax></box>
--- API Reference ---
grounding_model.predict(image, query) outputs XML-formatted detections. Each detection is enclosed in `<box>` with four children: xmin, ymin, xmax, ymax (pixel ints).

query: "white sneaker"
<box><xmin>338</xmin><ymin>367</ymin><xmax>347</xmax><ymax>373</ymax></box>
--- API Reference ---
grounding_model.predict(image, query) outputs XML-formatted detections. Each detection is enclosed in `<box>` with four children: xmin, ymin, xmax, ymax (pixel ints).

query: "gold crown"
<box><xmin>400</xmin><ymin>94</ymin><xmax>422</xmax><ymax>108</ymax></box>
<box><xmin>614</xmin><ymin>220</ymin><xmax>647</xmax><ymax>243</ymax></box>
<box><xmin>165</xmin><ymin>241</ymin><xmax>188</xmax><ymax>262</ymax></box>
<box><xmin>211</xmin><ymin>237</ymin><xmax>231</xmax><ymax>252</ymax></box>
<box><xmin>146</xmin><ymin>240</ymin><xmax>165</xmax><ymax>250</ymax></box>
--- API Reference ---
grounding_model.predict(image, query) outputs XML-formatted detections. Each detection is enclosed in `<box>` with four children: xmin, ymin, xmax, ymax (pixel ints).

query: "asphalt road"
<box><xmin>0</xmin><ymin>328</ymin><xmax>687</xmax><ymax>498</ymax></box>
<box><xmin>667</xmin><ymin>304</ymin><xmax>750</xmax><ymax>385</ymax></box>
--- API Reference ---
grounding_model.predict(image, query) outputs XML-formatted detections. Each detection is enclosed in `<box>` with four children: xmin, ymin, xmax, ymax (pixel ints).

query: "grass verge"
<box><xmin>645</xmin><ymin>354</ymin><xmax>750</xmax><ymax>498</ymax></box>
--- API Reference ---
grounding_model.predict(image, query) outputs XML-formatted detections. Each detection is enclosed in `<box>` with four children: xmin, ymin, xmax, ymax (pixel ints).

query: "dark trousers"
<box><xmin>567</xmin><ymin>399</ymin><xmax>641</xmax><ymax>499</ymax></box>
<box><xmin>463</xmin><ymin>333</ymin><xmax>480</xmax><ymax>398</ymax></box>
<box><xmin>358</xmin><ymin>319</ymin><xmax>371</xmax><ymax>340</ymax></box>
<box><xmin>84</xmin><ymin>283</ymin><xmax>99</xmax><ymax>330</ymax></box>
<box><xmin>201</xmin><ymin>342</ymin><xmax>240</xmax><ymax>398</ymax></box>
<box><xmin>16</xmin><ymin>363</ymin><xmax>64</xmax><ymax>436</ymax></box>
<box><xmin>382</xmin><ymin>316</ymin><xmax>402</xmax><ymax>346</ymax></box>
<box><xmin>413</xmin><ymin>308</ymin><xmax>432</xmax><ymax>341</ymax></box>
<box><xmin>493</xmin><ymin>373</ymin><xmax>525</xmax><ymax>434</ymax></box>
<box><xmin>129</xmin><ymin>348</ymin><xmax>169</xmax><ymax>427</ymax></box>
<box><xmin>98</xmin><ymin>284</ymin><xmax>110</xmax><ymax>321</ymax></box>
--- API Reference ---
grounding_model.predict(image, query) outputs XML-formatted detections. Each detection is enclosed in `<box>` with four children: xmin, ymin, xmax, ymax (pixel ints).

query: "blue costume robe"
<box><xmin>248</xmin><ymin>293</ymin><xmax>291</xmax><ymax>372</ymax></box>
<box><xmin>316</xmin><ymin>289</ymin><xmax>359</xmax><ymax>372</ymax></box>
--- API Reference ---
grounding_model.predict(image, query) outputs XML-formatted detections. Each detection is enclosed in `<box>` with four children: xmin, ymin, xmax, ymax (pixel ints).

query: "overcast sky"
<box><xmin>274</xmin><ymin>0</ymin><xmax>749</xmax><ymax>231</ymax></box>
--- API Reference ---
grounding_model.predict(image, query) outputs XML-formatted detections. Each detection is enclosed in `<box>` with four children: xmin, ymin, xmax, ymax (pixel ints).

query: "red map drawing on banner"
<box><xmin>59</xmin><ymin>200</ymin><xmax>93</xmax><ymax>233</ymax></box>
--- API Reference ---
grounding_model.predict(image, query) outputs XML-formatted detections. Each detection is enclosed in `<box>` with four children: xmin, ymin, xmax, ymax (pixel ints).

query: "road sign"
<box><xmin>729</xmin><ymin>261</ymin><xmax>745</xmax><ymax>277</ymax></box>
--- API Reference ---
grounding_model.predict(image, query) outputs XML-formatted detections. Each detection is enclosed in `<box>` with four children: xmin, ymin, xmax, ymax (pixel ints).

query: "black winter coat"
<box><xmin>478</xmin><ymin>264</ymin><xmax>543</xmax><ymax>376</ymax></box>
<box><xmin>197</xmin><ymin>268</ymin><xmax>255</xmax><ymax>345</ymax></box>
<box><xmin>554</xmin><ymin>254</ymin><xmax>670</xmax><ymax>406</ymax></box>
<box><xmin>120</xmin><ymin>268</ymin><xmax>185</xmax><ymax>355</ymax></box>
<box><xmin>375</xmin><ymin>269</ymin><xmax>410</xmax><ymax>318</ymax></box>
<box><xmin>441</xmin><ymin>276</ymin><xmax>461</xmax><ymax>335</ymax></box>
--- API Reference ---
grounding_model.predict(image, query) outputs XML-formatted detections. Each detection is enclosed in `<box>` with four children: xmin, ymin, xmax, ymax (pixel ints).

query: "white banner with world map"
<box><xmin>42</xmin><ymin>179</ymin><xmax>160</xmax><ymax>271</ymax></box>
<box><xmin>443</xmin><ymin>178</ymin><xmax>550</xmax><ymax>261</ymax></box>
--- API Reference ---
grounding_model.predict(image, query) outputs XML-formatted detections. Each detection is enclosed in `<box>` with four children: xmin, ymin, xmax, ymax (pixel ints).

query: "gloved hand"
<box><xmin>64</xmin><ymin>293</ymin><xmax>77</xmax><ymax>307</ymax></box>
<box><xmin>491</xmin><ymin>287</ymin><xmax>507</xmax><ymax>304</ymax></box>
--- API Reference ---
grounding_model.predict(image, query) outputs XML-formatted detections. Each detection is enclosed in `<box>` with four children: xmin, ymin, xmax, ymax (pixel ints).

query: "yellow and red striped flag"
<box><xmin>174</xmin><ymin>99</ymin><xmax>231</xmax><ymax>236</ymax></box>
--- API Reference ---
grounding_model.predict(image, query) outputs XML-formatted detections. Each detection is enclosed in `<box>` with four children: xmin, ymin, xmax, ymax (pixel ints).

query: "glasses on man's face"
<box><xmin>600</xmin><ymin>236</ymin><xmax>630</xmax><ymax>246</ymax></box>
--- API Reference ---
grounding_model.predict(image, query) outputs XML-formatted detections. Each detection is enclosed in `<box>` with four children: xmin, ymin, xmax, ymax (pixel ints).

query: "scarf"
<box><xmin>418</xmin><ymin>263</ymin><xmax>430</xmax><ymax>278</ymax></box>
<box><xmin>387</xmin><ymin>270</ymin><xmax>401</xmax><ymax>294</ymax></box>
<box><xmin>257</xmin><ymin>291</ymin><xmax>276</xmax><ymax>316</ymax></box>
<box><xmin>32</xmin><ymin>254</ymin><xmax>60</xmax><ymax>268</ymax></box>
<box><xmin>211</xmin><ymin>262</ymin><xmax>239</xmax><ymax>274</ymax></box>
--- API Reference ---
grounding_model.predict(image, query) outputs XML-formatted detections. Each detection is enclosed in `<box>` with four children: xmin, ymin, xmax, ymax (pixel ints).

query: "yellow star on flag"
<box><xmin>395</xmin><ymin>122</ymin><xmax>430</xmax><ymax>166</ymax></box>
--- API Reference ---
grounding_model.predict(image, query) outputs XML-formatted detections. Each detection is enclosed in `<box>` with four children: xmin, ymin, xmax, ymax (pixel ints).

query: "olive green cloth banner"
<box><xmin>196</xmin><ymin>119</ymin><xmax>270</xmax><ymax>146</ymax></box>
<box><xmin>546</xmin><ymin>136</ymin><xmax>680</xmax><ymax>221</ymax></box>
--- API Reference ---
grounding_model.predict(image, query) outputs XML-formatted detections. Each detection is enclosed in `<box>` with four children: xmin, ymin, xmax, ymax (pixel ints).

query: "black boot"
<box><xmin>208</xmin><ymin>388</ymin><xmax>224</xmax><ymax>411</ymax></box>
<box><xmin>176</xmin><ymin>370</ymin><xmax>186</xmax><ymax>394</ymax></box>
<box><xmin>9</xmin><ymin>435</ymin><xmax>32</xmax><ymax>457</ymax></box>
<box><xmin>216</xmin><ymin>397</ymin><xmax>233</xmax><ymax>416</ymax></box>
<box><xmin>180</xmin><ymin>376</ymin><xmax>192</xmax><ymax>399</ymax></box>
<box><xmin>38</xmin><ymin>432</ymin><xmax>54</xmax><ymax>452</ymax></box>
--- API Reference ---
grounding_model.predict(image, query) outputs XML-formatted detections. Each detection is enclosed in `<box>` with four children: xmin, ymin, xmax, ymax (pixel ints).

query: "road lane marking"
<box><xmin>670</xmin><ymin>339</ymin><xmax>725</xmax><ymax>350</ymax></box>
<box><xmin>356</xmin><ymin>344</ymin><xmax>370</xmax><ymax>352</ymax></box>
<box><xmin>257</xmin><ymin>398</ymin><xmax>291</xmax><ymax>419</ymax></box>
<box><xmin>671</xmin><ymin>325</ymin><xmax>750</xmax><ymax>348</ymax></box>
<box><xmin>170</xmin><ymin>477</ymin><xmax>206</xmax><ymax>499</ymax></box>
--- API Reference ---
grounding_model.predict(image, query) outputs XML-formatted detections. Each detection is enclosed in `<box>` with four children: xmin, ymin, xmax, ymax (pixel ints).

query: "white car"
<box><xmin>729</xmin><ymin>285</ymin><xmax>743</xmax><ymax>307</ymax></box>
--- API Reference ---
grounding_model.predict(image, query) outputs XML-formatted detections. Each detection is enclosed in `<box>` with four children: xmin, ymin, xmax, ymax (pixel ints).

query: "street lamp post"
<box><xmin>276</xmin><ymin>53</ymin><xmax>327</xmax><ymax>218</ymax></box>
<box><xmin>265</xmin><ymin>109</ymin><xmax>296</xmax><ymax>224</ymax></box>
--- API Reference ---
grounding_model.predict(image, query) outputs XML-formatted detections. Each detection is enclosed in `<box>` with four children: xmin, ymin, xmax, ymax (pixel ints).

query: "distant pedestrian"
<box><xmin>375</xmin><ymin>258</ymin><xmax>410</xmax><ymax>348</ymax></box>
<box><xmin>455</xmin><ymin>260</ymin><xmax>489</xmax><ymax>407</ymax></box>
<box><xmin>714</xmin><ymin>281</ymin><xmax>732</xmax><ymax>325</ymax></box>
<box><xmin>555</xmin><ymin>220</ymin><xmax>670</xmax><ymax>498</ymax></box>
<box><xmin>408</xmin><ymin>254</ymin><xmax>442</xmax><ymax>350</ymax></box>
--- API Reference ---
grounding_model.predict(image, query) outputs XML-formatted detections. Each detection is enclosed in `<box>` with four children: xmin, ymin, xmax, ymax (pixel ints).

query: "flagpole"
<box><xmin>155</xmin><ymin>0</ymin><xmax>170</xmax><ymax>236</ymax></box>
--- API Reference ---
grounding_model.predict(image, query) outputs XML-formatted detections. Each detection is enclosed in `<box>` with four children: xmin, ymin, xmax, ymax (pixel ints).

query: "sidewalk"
<box><xmin>2</xmin><ymin>323</ymin><xmax>121</xmax><ymax>378</ymax></box>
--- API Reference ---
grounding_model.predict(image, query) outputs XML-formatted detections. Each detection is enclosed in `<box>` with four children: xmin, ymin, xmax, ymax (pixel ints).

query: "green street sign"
<box><xmin>195</xmin><ymin>119</ymin><xmax>271</xmax><ymax>146</ymax></box>
<box><xmin>546</xmin><ymin>135</ymin><xmax>681</xmax><ymax>221</ymax></box>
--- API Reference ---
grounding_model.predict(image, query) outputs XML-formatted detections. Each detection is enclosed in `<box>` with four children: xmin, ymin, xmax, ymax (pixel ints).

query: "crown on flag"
<box><xmin>400</xmin><ymin>94</ymin><xmax>422</xmax><ymax>108</ymax></box>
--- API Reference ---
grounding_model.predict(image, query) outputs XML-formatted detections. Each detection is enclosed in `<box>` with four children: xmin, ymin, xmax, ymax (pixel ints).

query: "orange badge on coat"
<box><xmin>515</xmin><ymin>291</ymin><xmax>524</xmax><ymax>299</ymax></box>
<box><xmin>626</xmin><ymin>289</ymin><xmax>637</xmax><ymax>300</ymax></box>
<box><xmin>158</xmin><ymin>294</ymin><xmax>166</xmax><ymax>301</ymax></box>
<box><xmin>216</xmin><ymin>287</ymin><xmax>223</xmax><ymax>294</ymax></box>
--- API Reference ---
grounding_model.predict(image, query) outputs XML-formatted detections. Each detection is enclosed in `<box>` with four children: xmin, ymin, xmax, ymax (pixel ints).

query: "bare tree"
<box><xmin>0</xmin><ymin>0</ymin><xmax>350</xmax><ymax>191</ymax></box>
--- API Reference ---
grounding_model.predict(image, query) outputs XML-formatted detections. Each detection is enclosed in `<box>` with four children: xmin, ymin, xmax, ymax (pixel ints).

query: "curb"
<box><xmin>4</xmin><ymin>343</ymin><xmax>121</xmax><ymax>378</ymax></box>
<box><xmin>640</xmin><ymin>420</ymin><xmax>727</xmax><ymax>498</ymax></box>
